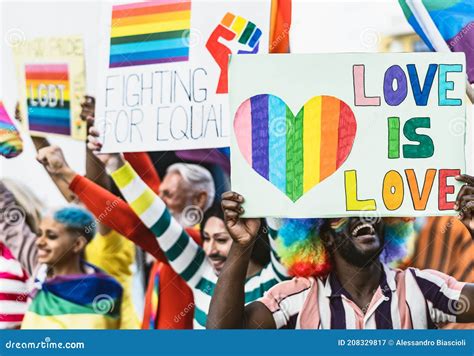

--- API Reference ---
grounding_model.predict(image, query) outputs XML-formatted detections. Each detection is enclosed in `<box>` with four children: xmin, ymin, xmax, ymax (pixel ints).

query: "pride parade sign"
<box><xmin>13</xmin><ymin>36</ymin><xmax>86</xmax><ymax>140</ymax></box>
<box><xmin>230</xmin><ymin>53</ymin><xmax>467</xmax><ymax>217</ymax></box>
<box><xmin>95</xmin><ymin>0</ymin><xmax>270</xmax><ymax>153</ymax></box>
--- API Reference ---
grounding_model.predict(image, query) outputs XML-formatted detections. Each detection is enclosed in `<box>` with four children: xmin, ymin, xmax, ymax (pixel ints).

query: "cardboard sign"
<box><xmin>230</xmin><ymin>53</ymin><xmax>467</xmax><ymax>218</ymax></box>
<box><xmin>13</xmin><ymin>36</ymin><xmax>86</xmax><ymax>139</ymax></box>
<box><xmin>95</xmin><ymin>0</ymin><xmax>270</xmax><ymax>153</ymax></box>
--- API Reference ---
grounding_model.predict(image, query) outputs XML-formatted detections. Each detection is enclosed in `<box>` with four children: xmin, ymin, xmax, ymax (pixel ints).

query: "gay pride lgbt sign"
<box><xmin>25</xmin><ymin>64</ymin><xmax>71</xmax><ymax>135</ymax></box>
<box><xmin>230</xmin><ymin>53</ymin><xmax>468</xmax><ymax>218</ymax></box>
<box><xmin>95</xmin><ymin>0</ymin><xmax>270</xmax><ymax>153</ymax></box>
<box><xmin>13</xmin><ymin>36</ymin><xmax>86</xmax><ymax>139</ymax></box>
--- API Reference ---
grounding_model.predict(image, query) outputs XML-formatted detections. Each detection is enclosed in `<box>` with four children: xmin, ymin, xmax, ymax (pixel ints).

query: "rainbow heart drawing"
<box><xmin>234</xmin><ymin>94</ymin><xmax>357</xmax><ymax>202</ymax></box>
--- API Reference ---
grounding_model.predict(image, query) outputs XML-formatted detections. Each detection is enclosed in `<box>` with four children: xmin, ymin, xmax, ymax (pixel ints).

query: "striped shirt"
<box><xmin>259</xmin><ymin>264</ymin><xmax>467</xmax><ymax>329</ymax></box>
<box><xmin>111</xmin><ymin>162</ymin><xmax>288</xmax><ymax>329</ymax></box>
<box><xmin>0</xmin><ymin>243</ymin><xmax>28</xmax><ymax>329</ymax></box>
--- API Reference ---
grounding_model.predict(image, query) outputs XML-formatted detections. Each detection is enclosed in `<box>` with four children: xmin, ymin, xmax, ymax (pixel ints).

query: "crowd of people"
<box><xmin>0</xmin><ymin>94</ymin><xmax>474</xmax><ymax>330</ymax></box>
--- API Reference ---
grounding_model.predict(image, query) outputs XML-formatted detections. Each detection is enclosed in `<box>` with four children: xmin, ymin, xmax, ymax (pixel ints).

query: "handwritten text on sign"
<box><xmin>96</xmin><ymin>0</ymin><xmax>270</xmax><ymax>153</ymax></box>
<box><xmin>230</xmin><ymin>53</ymin><xmax>466</xmax><ymax>218</ymax></box>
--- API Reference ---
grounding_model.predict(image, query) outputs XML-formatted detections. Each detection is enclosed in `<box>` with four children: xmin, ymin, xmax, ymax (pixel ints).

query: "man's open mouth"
<box><xmin>351</xmin><ymin>222</ymin><xmax>376</xmax><ymax>238</ymax></box>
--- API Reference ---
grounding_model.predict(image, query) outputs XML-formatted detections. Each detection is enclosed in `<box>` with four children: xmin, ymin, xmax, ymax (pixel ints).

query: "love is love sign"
<box><xmin>95</xmin><ymin>0</ymin><xmax>270</xmax><ymax>153</ymax></box>
<box><xmin>230</xmin><ymin>53</ymin><xmax>467</xmax><ymax>217</ymax></box>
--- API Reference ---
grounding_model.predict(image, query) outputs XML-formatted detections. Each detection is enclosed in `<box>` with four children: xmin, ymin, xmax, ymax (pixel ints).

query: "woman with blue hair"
<box><xmin>0</xmin><ymin>182</ymin><xmax>124</xmax><ymax>329</ymax></box>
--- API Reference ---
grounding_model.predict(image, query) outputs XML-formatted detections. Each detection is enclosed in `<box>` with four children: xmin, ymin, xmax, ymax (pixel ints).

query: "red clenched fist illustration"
<box><xmin>206</xmin><ymin>12</ymin><xmax>262</xmax><ymax>94</ymax></box>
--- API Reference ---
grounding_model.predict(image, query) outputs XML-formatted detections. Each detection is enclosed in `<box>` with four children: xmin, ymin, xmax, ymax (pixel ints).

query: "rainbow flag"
<box><xmin>399</xmin><ymin>0</ymin><xmax>474</xmax><ymax>83</ymax></box>
<box><xmin>0</xmin><ymin>101</ymin><xmax>23</xmax><ymax>159</ymax></box>
<box><xmin>234</xmin><ymin>95</ymin><xmax>357</xmax><ymax>202</ymax></box>
<box><xmin>109</xmin><ymin>0</ymin><xmax>191</xmax><ymax>68</ymax></box>
<box><xmin>21</xmin><ymin>264</ymin><xmax>123</xmax><ymax>329</ymax></box>
<box><xmin>25</xmin><ymin>64</ymin><xmax>71</xmax><ymax>136</ymax></box>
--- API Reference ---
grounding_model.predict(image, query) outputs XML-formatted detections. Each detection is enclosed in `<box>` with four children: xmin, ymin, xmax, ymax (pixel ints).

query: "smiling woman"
<box><xmin>20</xmin><ymin>206</ymin><xmax>125</xmax><ymax>330</ymax></box>
<box><xmin>0</xmin><ymin>182</ymin><xmax>125</xmax><ymax>330</ymax></box>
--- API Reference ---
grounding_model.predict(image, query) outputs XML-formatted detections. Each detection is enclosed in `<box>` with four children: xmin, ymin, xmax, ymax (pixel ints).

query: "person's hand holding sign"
<box><xmin>87</xmin><ymin>124</ymin><xmax>125</xmax><ymax>172</ymax></box>
<box><xmin>221</xmin><ymin>191</ymin><xmax>261</xmax><ymax>247</ymax></box>
<box><xmin>455</xmin><ymin>174</ymin><xmax>474</xmax><ymax>237</ymax></box>
<box><xmin>206</xmin><ymin>12</ymin><xmax>262</xmax><ymax>94</ymax></box>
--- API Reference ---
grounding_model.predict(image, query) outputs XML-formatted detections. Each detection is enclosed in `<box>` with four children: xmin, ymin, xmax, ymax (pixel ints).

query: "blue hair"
<box><xmin>53</xmin><ymin>206</ymin><xmax>96</xmax><ymax>242</ymax></box>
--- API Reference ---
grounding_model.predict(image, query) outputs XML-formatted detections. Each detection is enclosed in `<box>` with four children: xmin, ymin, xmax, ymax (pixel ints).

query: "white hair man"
<box><xmin>159</xmin><ymin>163</ymin><xmax>215</xmax><ymax>226</ymax></box>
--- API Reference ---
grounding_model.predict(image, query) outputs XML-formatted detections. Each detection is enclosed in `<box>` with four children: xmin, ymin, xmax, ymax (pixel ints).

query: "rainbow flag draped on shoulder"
<box><xmin>21</xmin><ymin>263</ymin><xmax>123</xmax><ymax>329</ymax></box>
<box><xmin>399</xmin><ymin>0</ymin><xmax>474</xmax><ymax>83</ymax></box>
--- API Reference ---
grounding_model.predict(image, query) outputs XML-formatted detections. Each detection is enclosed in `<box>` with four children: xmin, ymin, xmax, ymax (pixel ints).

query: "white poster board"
<box><xmin>230</xmin><ymin>53</ymin><xmax>467</xmax><ymax>218</ymax></box>
<box><xmin>95</xmin><ymin>0</ymin><xmax>271</xmax><ymax>153</ymax></box>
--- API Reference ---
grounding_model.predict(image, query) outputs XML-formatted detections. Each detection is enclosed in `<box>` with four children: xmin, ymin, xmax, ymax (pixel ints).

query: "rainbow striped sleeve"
<box><xmin>110</xmin><ymin>162</ymin><xmax>207</xmax><ymax>287</ymax></box>
<box><xmin>266</xmin><ymin>218</ymin><xmax>289</xmax><ymax>282</ymax></box>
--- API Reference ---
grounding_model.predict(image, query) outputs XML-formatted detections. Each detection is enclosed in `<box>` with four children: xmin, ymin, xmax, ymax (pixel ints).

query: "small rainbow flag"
<box><xmin>0</xmin><ymin>101</ymin><xmax>23</xmax><ymax>158</ymax></box>
<box><xmin>109</xmin><ymin>0</ymin><xmax>192</xmax><ymax>68</ymax></box>
<box><xmin>234</xmin><ymin>95</ymin><xmax>357</xmax><ymax>202</ymax></box>
<box><xmin>25</xmin><ymin>64</ymin><xmax>71</xmax><ymax>136</ymax></box>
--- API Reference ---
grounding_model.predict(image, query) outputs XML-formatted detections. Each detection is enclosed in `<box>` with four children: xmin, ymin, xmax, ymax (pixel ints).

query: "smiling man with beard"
<box><xmin>207</xmin><ymin>177</ymin><xmax>474</xmax><ymax>329</ymax></box>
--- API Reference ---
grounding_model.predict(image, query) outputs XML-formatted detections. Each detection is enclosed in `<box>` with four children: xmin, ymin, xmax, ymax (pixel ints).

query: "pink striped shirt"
<box><xmin>258</xmin><ymin>265</ymin><xmax>466</xmax><ymax>329</ymax></box>
<box><xmin>0</xmin><ymin>243</ymin><xmax>28</xmax><ymax>329</ymax></box>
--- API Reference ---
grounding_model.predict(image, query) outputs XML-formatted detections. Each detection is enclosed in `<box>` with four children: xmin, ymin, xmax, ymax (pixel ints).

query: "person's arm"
<box><xmin>458</xmin><ymin>284</ymin><xmax>474</xmax><ymax>323</ymax></box>
<box><xmin>411</xmin><ymin>268</ymin><xmax>474</xmax><ymax>324</ymax></box>
<box><xmin>34</xmin><ymin>144</ymin><xmax>166</xmax><ymax>263</ymax></box>
<box><xmin>14</xmin><ymin>102</ymin><xmax>76</xmax><ymax>202</ymax></box>
<box><xmin>207</xmin><ymin>191</ymin><xmax>276</xmax><ymax>329</ymax></box>
<box><xmin>81</xmin><ymin>96</ymin><xmax>114</xmax><ymax>236</ymax></box>
<box><xmin>85</xmin><ymin>149</ymin><xmax>112</xmax><ymax>236</ymax></box>
<box><xmin>124</xmin><ymin>152</ymin><xmax>161</xmax><ymax>194</ymax></box>
<box><xmin>109</xmin><ymin>160</ymin><xmax>210</xmax><ymax>287</ymax></box>
<box><xmin>69</xmin><ymin>174</ymin><xmax>166</xmax><ymax>262</ymax></box>
<box><xmin>0</xmin><ymin>182</ymin><xmax>38</xmax><ymax>276</ymax></box>
<box><xmin>455</xmin><ymin>174</ymin><xmax>474</xmax><ymax>238</ymax></box>
<box><xmin>453</xmin><ymin>173</ymin><xmax>474</xmax><ymax>322</ymax></box>
<box><xmin>265</xmin><ymin>218</ymin><xmax>289</xmax><ymax>281</ymax></box>
<box><xmin>32</xmin><ymin>136</ymin><xmax>76</xmax><ymax>202</ymax></box>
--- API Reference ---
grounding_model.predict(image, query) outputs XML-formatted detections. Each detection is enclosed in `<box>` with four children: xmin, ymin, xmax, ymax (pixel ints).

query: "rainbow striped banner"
<box><xmin>0</xmin><ymin>101</ymin><xmax>23</xmax><ymax>158</ymax></box>
<box><xmin>25</xmin><ymin>64</ymin><xmax>71</xmax><ymax>136</ymax></box>
<box><xmin>109</xmin><ymin>0</ymin><xmax>191</xmax><ymax>68</ymax></box>
<box><xmin>234</xmin><ymin>95</ymin><xmax>357</xmax><ymax>202</ymax></box>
